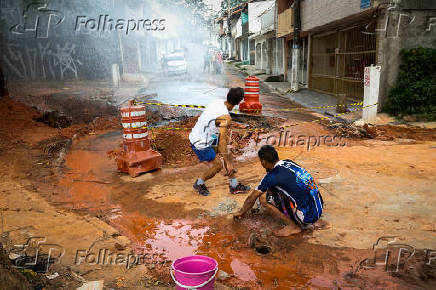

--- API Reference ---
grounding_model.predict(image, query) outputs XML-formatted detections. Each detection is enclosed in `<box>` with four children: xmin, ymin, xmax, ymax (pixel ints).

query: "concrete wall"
<box><xmin>248</xmin><ymin>1</ymin><xmax>274</xmax><ymax>36</ymax></box>
<box><xmin>235</xmin><ymin>17</ymin><xmax>242</xmax><ymax>38</ymax></box>
<box><xmin>261</xmin><ymin>6</ymin><xmax>275</xmax><ymax>33</ymax></box>
<box><xmin>1</xmin><ymin>0</ymin><xmax>122</xmax><ymax>82</ymax></box>
<box><xmin>272</xmin><ymin>38</ymin><xmax>284</xmax><ymax>75</ymax></box>
<box><xmin>254</xmin><ymin>34</ymin><xmax>269</xmax><ymax>70</ymax></box>
<box><xmin>377</xmin><ymin>6</ymin><xmax>436</xmax><ymax>107</ymax></box>
<box><xmin>0</xmin><ymin>0</ymin><xmax>173</xmax><ymax>83</ymax></box>
<box><xmin>301</xmin><ymin>0</ymin><xmax>371</xmax><ymax>31</ymax></box>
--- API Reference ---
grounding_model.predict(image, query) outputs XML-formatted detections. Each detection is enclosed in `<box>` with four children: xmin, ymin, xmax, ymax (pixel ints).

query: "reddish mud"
<box><xmin>0</xmin><ymin>97</ymin><xmax>58</xmax><ymax>145</ymax></box>
<box><xmin>48</xmin><ymin>132</ymin><xmax>434</xmax><ymax>289</ymax></box>
<box><xmin>14</xmin><ymin>93</ymin><xmax>118</xmax><ymax>124</ymax></box>
<box><xmin>2</xmin><ymin>96</ymin><xmax>435</xmax><ymax>289</ymax></box>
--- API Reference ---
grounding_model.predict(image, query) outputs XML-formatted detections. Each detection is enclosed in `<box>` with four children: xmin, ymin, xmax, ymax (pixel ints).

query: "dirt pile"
<box><xmin>147</xmin><ymin>114</ymin><xmax>284</xmax><ymax>167</ymax></box>
<box><xmin>377</xmin><ymin>125</ymin><xmax>436</xmax><ymax>141</ymax></box>
<box><xmin>148</xmin><ymin>117</ymin><xmax>197</xmax><ymax>167</ymax></box>
<box><xmin>327</xmin><ymin>122</ymin><xmax>436</xmax><ymax>142</ymax></box>
<box><xmin>0</xmin><ymin>97</ymin><xmax>121</xmax><ymax>145</ymax></box>
<box><xmin>59</xmin><ymin>116</ymin><xmax>120</xmax><ymax>139</ymax></box>
<box><xmin>152</xmin><ymin>130</ymin><xmax>197</xmax><ymax>167</ymax></box>
<box><xmin>17</xmin><ymin>93</ymin><xmax>118</xmax><ymax>124</ymax></box>
<box><xmin>0</xmin><ymin>97</ymin><xmax>50</xmax><ymax>145</ymax></box>
<box><xmin>328</xmin><ymin>122</ymin><xmax>372</xmax><ymax>139</ymax></box>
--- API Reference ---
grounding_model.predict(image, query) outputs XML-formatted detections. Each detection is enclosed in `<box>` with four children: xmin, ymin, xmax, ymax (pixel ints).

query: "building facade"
<box><xmin>214</xmin><ymin>0</ymin><xmax>436</xmax><ymax>107</ymax></box>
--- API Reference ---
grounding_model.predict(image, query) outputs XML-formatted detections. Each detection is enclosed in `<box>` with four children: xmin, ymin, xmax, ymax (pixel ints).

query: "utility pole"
<box><xmin>227</xmin><ymin>0</ymin><xmax>231</xmax><ymax>57</ymax></box>
<box><xmin>290</xmin><ymin>0</ymin><xmax>301</xmax><ymax>91</ymax></box>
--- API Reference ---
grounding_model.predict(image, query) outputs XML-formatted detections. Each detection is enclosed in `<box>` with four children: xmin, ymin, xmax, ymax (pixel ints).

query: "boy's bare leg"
<box><xmin>259</xmin><ymin>195</ymin><xmax>301</xmax><ymax>237</ymax></box>
<box><xmin>202</xmin><ymin>158</ymin><xmax>223</xmax><ymax>181</ymax></box>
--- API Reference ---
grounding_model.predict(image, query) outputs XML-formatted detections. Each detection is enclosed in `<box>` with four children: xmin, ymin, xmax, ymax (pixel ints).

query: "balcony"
<box><xmin>260</xmin><ymin>7</ymin><xmax>275</xmax><ymax>33</ymax></box>
<box><xmin>277</xmin><ymin>3</ymin><xmax>293</xmax><ymax>37</ymax></box>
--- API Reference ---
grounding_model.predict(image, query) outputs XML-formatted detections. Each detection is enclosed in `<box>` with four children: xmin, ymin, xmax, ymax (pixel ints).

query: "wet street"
<box><xmin>1</xmin><ymin>1</ymin><xmax>435</xmax><ymax>289</ymax></box>
<box><xmin>31</xmin><ymin>63</ymin><xmax>433</xmax><ymax>289</ymax></box>
<box><xmin>54</xmin><ymin>130</ymin><xmax>367</xmax><ymax>288</ymax></box>
<box><xmin>1</xmin><ymin>58</ymin><xmax>435</xmax><ymax>288</ymax></box>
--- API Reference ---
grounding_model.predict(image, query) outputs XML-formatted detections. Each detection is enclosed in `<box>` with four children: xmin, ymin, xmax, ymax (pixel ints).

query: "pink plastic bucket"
<box><xmin>171</xmin><ymin>255</ymin><xmax>218</xmax><ymax>290</ymax></box>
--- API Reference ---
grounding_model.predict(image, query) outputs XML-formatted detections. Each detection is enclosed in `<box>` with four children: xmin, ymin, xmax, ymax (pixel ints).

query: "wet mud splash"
<box><xmin>51</xmin><ymin>131</ymin><xmax>435</xmax><ymax>289</ymax></box>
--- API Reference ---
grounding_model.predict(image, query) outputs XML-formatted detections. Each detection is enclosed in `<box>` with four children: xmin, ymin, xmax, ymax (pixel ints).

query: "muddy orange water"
<box><xmin>55</xmin><ymin>131</ymin><xmax>424</xmax><ymax>289</ymax></box>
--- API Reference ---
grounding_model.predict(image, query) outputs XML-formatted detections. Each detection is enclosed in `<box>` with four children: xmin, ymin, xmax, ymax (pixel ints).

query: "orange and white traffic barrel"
<box><xmin>116</xmin><ymin>100</ymin><xmax>162</xmax><ymax>177</ymax></box>
<box><xmin>120</xmin><ymin>102</ymin><xmax>150</xmax><ymax>152</ymax></box>
<box><xmin>239</xmin><ymin>76</ymin><xmax>262</xmax><ymax>113</ymax></box>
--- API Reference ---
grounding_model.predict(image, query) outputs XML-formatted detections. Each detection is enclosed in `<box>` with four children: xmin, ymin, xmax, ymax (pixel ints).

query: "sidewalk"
<box><xmin>229</xmin><ymin>62</ymin><xmax>363</xmax><ymax>123</ymax></box>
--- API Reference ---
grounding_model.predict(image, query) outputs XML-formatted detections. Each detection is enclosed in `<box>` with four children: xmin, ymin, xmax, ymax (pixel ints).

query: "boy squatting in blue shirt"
<box><xmin>234</xmin><ymin>145</ymin><xmax>324</xmax><ymax>237</ymax></box>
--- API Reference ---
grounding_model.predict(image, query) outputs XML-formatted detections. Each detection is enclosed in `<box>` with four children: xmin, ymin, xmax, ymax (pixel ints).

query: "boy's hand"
<box><xmin>224</xmin><ymin>168</ymin><xmax>237</xmax><ymax>177</ymax></box>
<box><xmin>222</xmin><ymin>153</ymin><xmax>236</xmax><ymax>176</ymax></box>
<box><xmin>233</xmin><ymin>210</ymin><xmax>245</xmax><ymax>220</ymax></box>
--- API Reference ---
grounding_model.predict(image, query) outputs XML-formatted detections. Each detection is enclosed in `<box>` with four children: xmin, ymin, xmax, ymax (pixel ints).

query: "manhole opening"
<box><xmin>255</xmin><ymin>245</ymin><xmax>271</xmax><ymax>255</ymax></box>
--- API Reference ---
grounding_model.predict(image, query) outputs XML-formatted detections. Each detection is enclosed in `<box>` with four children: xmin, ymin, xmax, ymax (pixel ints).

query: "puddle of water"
<box><xmin>144</xmin><ymin>81</ymin><xmax>228</xmax><ymax>106</ymax></box>
<box><xmin>56</xmin><ymin>131</ymin><xmax>408</xmax><ymax>289</ymax></box>
<box><xmin>115</xmin><ymin>214</ymin><xmax>209</xmax><ymax>261</ymax></box>
<box><xmin>56</xmin><ymin>132</ymin><xmax>314</xmax><ymax>288</ymax></box>
<box><xmin>144</xmin><ymin>220</ymin><xmax>209</xmax><ymax>261</ymax></box>
<box><xmin>57</xmin><ymin>132</ymin><xmax>120</xmax><ymax>211</ymax></box>
<box><xmin>230</xmin><ymin>259</ymin><xmax>257</xmax><ymax>282</ymax></box>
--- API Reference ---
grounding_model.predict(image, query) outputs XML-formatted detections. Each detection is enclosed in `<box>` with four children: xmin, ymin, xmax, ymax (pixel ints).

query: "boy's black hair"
<box><xmin>258</xmin><ymin>145</ymin><xmax>279</xmax><ymax>164</ymax></box>
<box><xmin>227</xmin><ymin>87</ymin><xmax>245</xmax><ymax>106</ymax></box>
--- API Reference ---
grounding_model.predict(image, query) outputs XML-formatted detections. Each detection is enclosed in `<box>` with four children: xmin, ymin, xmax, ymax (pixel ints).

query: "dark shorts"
<box><xmin>266</xmin><ymin>188</ymin><xmax>316</xmax><ymax>226</ymax></box>
<box><xmin>191</xmin><ymin>144</ymin><xmax>216</xmax><ymax>162</ymax></box>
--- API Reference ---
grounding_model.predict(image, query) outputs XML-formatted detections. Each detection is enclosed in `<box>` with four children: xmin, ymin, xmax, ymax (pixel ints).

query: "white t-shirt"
<box><xmin>189</xmin><ymin>100</ymin><xmax>230</xmax><ymax>149</ymax></box>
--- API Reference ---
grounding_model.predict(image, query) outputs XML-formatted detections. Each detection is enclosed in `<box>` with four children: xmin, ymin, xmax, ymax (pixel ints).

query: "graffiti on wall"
<box><xmin>362</xmin><ymin>2</ymin><xmax>436</xmax><ymax>37</ymax></box>
<box><xmin>3</xmin><ymin>42</ymin><xmax>82</xmax><ymax>80</ymax></box>
<box><xmin>1</xmin><ymin>0</ymin><xmax>65</xmax><ymax>39</ymax></box>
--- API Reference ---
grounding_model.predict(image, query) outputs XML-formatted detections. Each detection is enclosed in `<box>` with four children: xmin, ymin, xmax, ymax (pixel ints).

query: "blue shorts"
<box><xmin>191</xmin><ymin>144</ymin><xmax>216</xmax><ymax>162</ymax></box>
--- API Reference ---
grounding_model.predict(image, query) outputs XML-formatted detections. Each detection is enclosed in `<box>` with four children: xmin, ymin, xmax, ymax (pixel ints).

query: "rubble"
<box><xmin>76</xmin><ymin>280</ymin><xmax>104</xmax><ymax>290</ymax></box>
<box><xmin>328</xmin><ymin>122</ymin><xmax>372</xmax><ymax>139</ymax></box>
<box><xmin>35</xmin><ymin>111</ymin><xmax>72</xmax><ymax>129</ymax></box>
<box><xmin>210</xmin><ymin>198</ymin><xmax>238</xmax><ymax>216</ymax></box>
<box><xmin>217</xmin><ymin>270</ymin><xmax>231</xmax><ymax>281</ymax></box>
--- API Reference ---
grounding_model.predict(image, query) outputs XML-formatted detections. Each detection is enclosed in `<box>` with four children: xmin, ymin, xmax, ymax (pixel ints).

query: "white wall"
<box><xmin>301</xmin><ymin>0</ymin><xmax>371</xmax><ymax>31</ymax></box>
<box><xmin>248</xmin><ymin>1</ymin><xmax>275</xmax><ymax>36</ymax></box>
<box><xmin>272</xmin><ymin>38</ymin><xmax>284</xmax><ymax>75</ymax></box>
<box><xmin>235</xmin><ymin>17</ymin><xmax>242</xmax><ymax>38</ymax></box>
<box><xmin>261</xmin><ymin>6</ymin><xmax>275</xmax><ymax>33</ymax></box>
<box><xmin>254</xmin><ymin>35</ymin><xmax>269</xmax><ymax>70</ymax></box>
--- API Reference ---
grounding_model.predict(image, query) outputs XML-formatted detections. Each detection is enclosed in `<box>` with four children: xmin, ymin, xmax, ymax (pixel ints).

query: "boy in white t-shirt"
<box><xmin>189</xmin><ymin>88</ymin><xmax>250</xmax><ymax>196</ymax></box>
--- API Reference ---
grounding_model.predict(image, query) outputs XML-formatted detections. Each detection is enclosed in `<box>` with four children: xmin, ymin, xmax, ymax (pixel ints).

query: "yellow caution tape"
<box><xmin>142</xmin><ymin>103</ymin><xmax>377</xmax><ymax>133</ymax></box>
<box><xmin>134</xmin><ymin>100</ymin><xmax>206</xmax><ymax>109</ymax></box>
<box><xmin>133</xmin><ymin>99</ymin><xmax>364</xmax><ymax>113</ymax></box>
